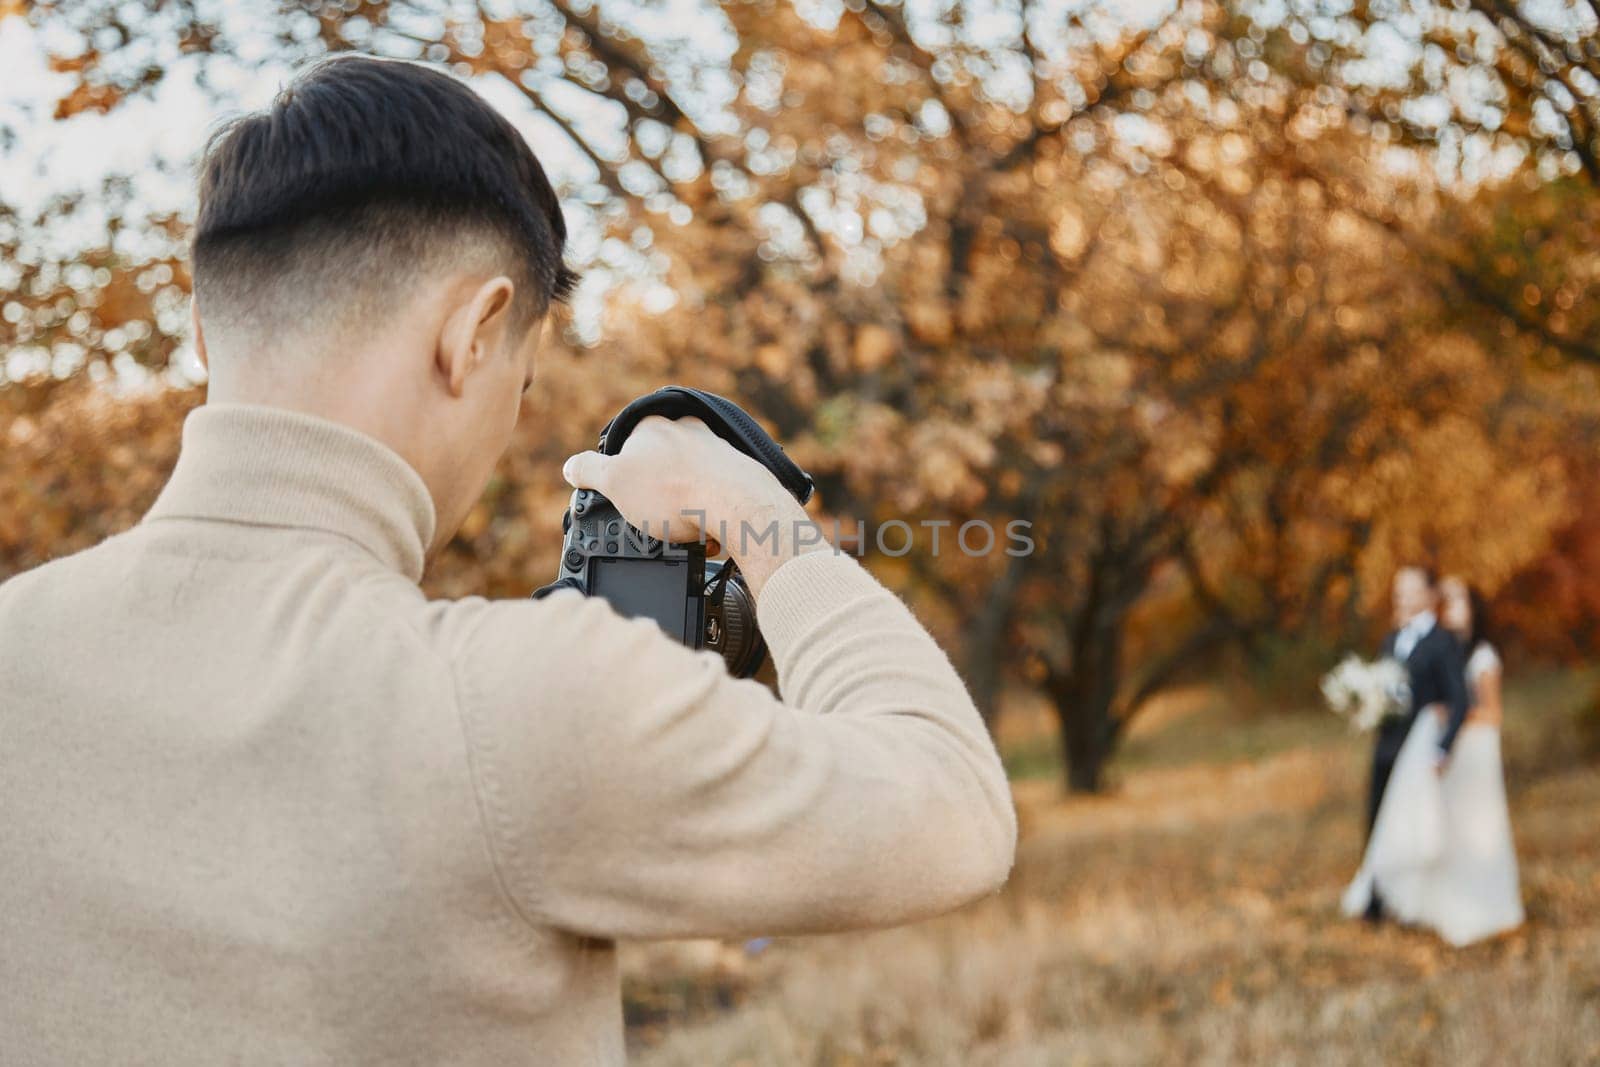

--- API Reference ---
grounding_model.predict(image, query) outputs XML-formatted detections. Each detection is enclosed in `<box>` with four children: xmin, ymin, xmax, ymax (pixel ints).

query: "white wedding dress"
<box><xmin>1341</xmin><ymin>644</ymin><xmax>1523</xmax><ymax>945</ymax></box>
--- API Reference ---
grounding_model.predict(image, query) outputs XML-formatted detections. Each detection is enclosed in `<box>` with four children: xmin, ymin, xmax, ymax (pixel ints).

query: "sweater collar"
<box><xmin>144</xmin><ymin>403</ymin><xmax>437</xmax><ymax>582</ymax></box>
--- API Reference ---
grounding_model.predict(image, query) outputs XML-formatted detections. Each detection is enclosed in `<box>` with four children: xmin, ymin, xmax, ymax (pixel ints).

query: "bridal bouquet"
<box><xmin>1320</xmin><ymin>655</ymin><xmax>1410</xmax><ymax>732</ymax></box>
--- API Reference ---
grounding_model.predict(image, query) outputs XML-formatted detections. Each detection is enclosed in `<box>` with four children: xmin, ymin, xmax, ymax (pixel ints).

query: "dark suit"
<box><xmin>1367</xmin><ymin>620</ymin><xmax>1471</xmax><ymax>838</ymax></box>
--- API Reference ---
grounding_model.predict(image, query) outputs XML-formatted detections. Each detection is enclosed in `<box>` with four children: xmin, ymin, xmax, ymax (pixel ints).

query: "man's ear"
<box><xmin>189</xmin><ymin>297</ymin><xmax>209</xmax><ymax>372</ymax></box>
<box><xmin>437</xmin><ymin>276</ymin><xmax>515</xmax><ymax>398</ymax></box>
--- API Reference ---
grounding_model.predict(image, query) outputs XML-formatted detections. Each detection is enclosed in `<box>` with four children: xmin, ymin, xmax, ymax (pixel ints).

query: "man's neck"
<box><xmin>204</xmin><ymin>365</ymin><xmax>437</xmax><ymax>518</ymax></box>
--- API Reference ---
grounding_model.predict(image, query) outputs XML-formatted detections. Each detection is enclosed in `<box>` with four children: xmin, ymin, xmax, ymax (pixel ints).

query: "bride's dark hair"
<box><xmin>1464</xmin><ymin>585</ymin><xmax>1493</xmax><ymax>654</ymax></box>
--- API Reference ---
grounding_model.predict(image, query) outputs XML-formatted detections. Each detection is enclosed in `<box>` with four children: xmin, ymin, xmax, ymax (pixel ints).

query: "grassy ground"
<box><xmin>620</xmin><ymin>670</ymin><xmax>1600</xmax><ymax>1065</ymax></box>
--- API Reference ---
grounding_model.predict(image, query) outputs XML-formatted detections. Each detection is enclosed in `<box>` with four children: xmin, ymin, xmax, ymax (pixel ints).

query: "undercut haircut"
<box><xmin>193</xmin><ymin>55</ymin><xmax>577</xmax><ymax>345</ymax></box>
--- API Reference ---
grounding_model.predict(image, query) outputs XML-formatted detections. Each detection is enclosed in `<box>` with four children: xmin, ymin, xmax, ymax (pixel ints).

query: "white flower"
<box><xmin>1320</xmin><ymin>654</ymin><xmax>1411</xmax><ymax>732</ymax></box>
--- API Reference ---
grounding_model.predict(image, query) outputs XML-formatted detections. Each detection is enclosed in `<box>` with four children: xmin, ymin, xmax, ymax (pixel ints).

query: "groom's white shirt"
<box><xmin>1393</xmin><ymin>610</ymin><xmax>1436</xmax><ymax>662</ymax></box>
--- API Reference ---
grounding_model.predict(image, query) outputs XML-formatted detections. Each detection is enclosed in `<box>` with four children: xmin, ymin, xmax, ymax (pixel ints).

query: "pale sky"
<box><xmin>0</xmin><ymin>8</ymin><xmax>646</xmax><ymax>377</ymax></box>
<box><xmin>0</xmin><ymin>0</ymin><xmax>1557</xmax><ymax>386</ymax></box>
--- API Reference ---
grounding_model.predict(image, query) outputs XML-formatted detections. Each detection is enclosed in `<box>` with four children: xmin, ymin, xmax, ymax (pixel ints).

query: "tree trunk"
<box><xmin>963</xmin><ymin>553</ymin><xmax>1028</xmax><ymax>731</ymax></box>
<box><xmin>965</xmin><ymin>635</ymin><xmax>1003</xmax><ymax>735</ymax></box>
<box><xmin>1047</xmin><ymin>620</ymin><xmax>1125</xmax><ymax>794</ymax></box>
<box><xmin>1050</xmin><ymin>677</ymin><xmax>1112</xmax><ymax>792</ymax></box>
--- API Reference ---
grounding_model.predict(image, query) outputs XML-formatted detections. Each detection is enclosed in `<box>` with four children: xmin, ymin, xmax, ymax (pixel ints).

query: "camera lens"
<box><xmin>704</xmin><ymin>560</ymin><xmax>765</xmax><ymax>678</ymax></box>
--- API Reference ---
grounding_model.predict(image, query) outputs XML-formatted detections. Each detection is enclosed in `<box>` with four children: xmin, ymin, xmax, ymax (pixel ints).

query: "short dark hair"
<box><xmin>193</xmin><ymin>55</ymin><xmax>577</xmax><ymax>339</ymax></box>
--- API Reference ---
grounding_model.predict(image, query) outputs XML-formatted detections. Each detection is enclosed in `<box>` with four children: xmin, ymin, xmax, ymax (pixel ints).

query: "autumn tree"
<box><xmin>3</xmin><ymin>0</ymin><xmax>1596</xmax><ymax>790</ymax></box>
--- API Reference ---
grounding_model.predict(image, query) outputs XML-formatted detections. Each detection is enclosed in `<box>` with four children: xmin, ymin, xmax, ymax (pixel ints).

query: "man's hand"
<box><xmin>562</xmin><ymin>415</ymin><xmax>820</xmax><ymax>598</ymax></box>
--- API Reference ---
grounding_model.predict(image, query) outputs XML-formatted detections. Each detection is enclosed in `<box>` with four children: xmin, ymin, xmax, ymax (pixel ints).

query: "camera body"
<box><xmin>555</xmin><ymin>486</ymin><xmax>766</xmax><ymax>677</ymax></box>
<box><xmin>537</xmin><ymin>386</ymin><xmax>811</xmax><ymax>679</ymax></box>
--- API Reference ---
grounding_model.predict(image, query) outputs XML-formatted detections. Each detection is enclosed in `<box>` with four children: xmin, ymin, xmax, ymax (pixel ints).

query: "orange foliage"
<box><xmin>0</xmin><ymin>381</ymin><xmax>194</xmax><ymax>575</ymax></box>
<box><xmin>6</xmin><ymin>0</ymin><xmax>1600</xmax><ymax>791</ymax></box>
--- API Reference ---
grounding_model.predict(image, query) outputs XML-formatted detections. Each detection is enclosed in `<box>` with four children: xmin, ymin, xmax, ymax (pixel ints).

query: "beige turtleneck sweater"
<box><xmin>0</xmin><ymin>403</ymin><xmax>1015</xmax><ymax>1065</ymax></box>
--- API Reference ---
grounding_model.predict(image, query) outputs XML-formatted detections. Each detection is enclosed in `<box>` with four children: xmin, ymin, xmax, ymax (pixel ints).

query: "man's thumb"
<box><xmin>562</xmin><ymin>451</ymin><xmax>610</xmax><ymax>490</ymax></box>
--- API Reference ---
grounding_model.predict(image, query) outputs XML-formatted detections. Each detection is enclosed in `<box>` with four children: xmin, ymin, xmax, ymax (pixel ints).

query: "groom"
<box><xmin>1365</xmin><ymin>564</ymin><xmax>1471</xmax><ymax>916</ymax></box>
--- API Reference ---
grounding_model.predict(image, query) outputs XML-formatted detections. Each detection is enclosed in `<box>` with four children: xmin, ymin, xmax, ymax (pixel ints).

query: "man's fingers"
<box><xmin>562</xmin><ymin>450</ymin><xmax>610</xmax><ymax>491</ymax></box>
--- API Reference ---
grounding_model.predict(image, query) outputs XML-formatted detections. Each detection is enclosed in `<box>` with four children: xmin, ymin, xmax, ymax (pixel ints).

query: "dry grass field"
<box><xmin>621</xmin><ymin>672</ymin><xmax>1600</xmax><ymax>1066</ymax></box>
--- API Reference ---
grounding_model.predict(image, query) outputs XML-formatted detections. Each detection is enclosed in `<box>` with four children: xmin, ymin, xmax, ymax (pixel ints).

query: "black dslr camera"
<box><xmin>534</xmin><ymin>387</ymin><xmax>814</xmax><ymax>678</ymax></box>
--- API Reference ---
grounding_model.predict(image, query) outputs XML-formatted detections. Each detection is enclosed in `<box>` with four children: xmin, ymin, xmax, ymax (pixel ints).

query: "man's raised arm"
<box><xmin>433</xmin><ymin>416</ymin><xmax>1015</xmax><ymax>940</ymax></box>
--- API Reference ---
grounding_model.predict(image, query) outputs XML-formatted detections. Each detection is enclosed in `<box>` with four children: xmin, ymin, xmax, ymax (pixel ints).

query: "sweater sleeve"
<box><xmin>443</xmin><ymin>551</ymin><xmax>1016</xmax><ymax>941</ymax></box>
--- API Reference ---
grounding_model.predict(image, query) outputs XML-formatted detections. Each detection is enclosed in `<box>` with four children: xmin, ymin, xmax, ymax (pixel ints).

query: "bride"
<box><xmin>1341</xmin><ymin>577</ymin><xmax>1524</xmax><ymax>946</ymax></box>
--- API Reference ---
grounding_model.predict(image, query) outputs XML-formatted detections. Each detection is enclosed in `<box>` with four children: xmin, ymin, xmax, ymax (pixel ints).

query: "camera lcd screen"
<box><xmin>589</xmin><ymin>557</ymin><xmax>697</xmax><ymax>645</ymax></box>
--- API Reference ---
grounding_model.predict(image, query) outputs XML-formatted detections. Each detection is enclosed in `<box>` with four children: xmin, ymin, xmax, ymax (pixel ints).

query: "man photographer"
<box><xmin>0</xmin><ymin>57</ymin><xmax>1015</xmax><ymax>1064</ymax></box>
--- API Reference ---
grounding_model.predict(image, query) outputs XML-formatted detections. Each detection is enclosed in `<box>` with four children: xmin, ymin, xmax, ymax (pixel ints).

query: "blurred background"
<box><xmin>3</xmin><ymin>0</ymin><xmax>1599</xmax><ymax>1062</ymax></box>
